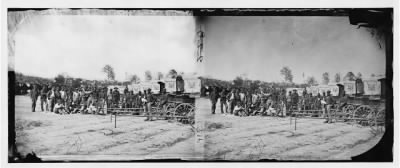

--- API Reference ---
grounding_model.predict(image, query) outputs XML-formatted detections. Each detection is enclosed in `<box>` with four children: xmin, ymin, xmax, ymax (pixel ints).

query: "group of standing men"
<box><xmin>208</xmin><ymin>86</ymin><xmax>337</xmax><ymax>123</ymax></box>
<box><xmin>29</xmin><ymin>84</ymin><xmax>109</xmax><ymax>114</ymax></box>
<box><xmin>28</xmin><ymin>84</ymin><xmax>163</xmax><ymax>121</ymax></box>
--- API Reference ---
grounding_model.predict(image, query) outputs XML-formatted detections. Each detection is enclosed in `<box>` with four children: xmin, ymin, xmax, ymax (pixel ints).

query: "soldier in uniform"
<box><xmin>144</xmin><ymin>89</ymin><xmax>155</xmax><ymax>121</ymax></box>
<box><xmin>324</xmin><ymin>90</ymin><xmax>335</xmax><ymax>123</ymax></box>
<box><xmin>30</xmin><ymin>84</ymin><xmax>40</xmax><ymax>112</ymax></box>
<box><xmin>277</xmin><ymin>90</ymin><xmax>287</xmax><ymax>117</ymax></box>
<box><xmin>244</xmin><ymin>90</ymin><xmax>252</xmax><ymax>116</ymax></box>
<box><xmin>107</xmin><ymin>89</ymin><xmax>113</xmax><ymax>108</ymax></box>
<box><xmin>210</xmin><ymin>87</ymin><xmax>219</xmax><ymax>114</ymax></box>
<box><xmin>97</xmin><ymin>88</ymin><xmax>107</xmax><ymax>114</ymax></box>
<box><xmin>286</xmin><ymin>91</ymin><xmax>292</xmax><ymax>113</ymax></box>
<box><xmin>219</xmin><ymin>88</ymin><xmax>228</xmax><ymax>114</ymax></box>
<box><xmin>40</xmin><ymin>85</ymin><xmax>48</xmax><ymax>111</ymax></box>
<box><xmin>47</xmin><ymin>86</ymin><xmax>55</xmax><ymax>112</ymax></box>
<box><xmin>54</xmin><ymin>87</ymin><xmax>62</xmax><ymax>107</ymax></box>
<box><xmin>291</xmin><ymin>90</ymin><xmax>299</xmax><ymax>115</ymax></box>
<box><xmin>124</xmin><ymin>85</ymin><xmax>129</xmax><ymax>95</ymax></box>
<box><xmin>112</xmin><ymin>87</ymin><xmax>120</xmax><ymax>108</ymax></box>
<box><xmin>232</xmin><ymin>89</ymin><xmax>240</xmax><ymax>114</ymax></box>
<box><xmin>142</xmin><ymin>90</ymin><xmax>148</xmax><ymax>113</ymax></box>
<box><xmin>65</xmin><ymin>87</ymin><xmax>74</xmax><ymax>113</ymax></box>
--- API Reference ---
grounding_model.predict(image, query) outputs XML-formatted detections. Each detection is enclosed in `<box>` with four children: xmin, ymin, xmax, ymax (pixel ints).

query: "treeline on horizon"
<box><xmin>200</xmin><ymin>66</ymin><xmax>383</xmax><ymax>90</ymax></box>
<box><xmin>13</xmin><ymin>65</ymin><xmax>382</xmax><ymax>90</ymax></box>
<box><xmin>12</xmin><ymin>64</ymin><xmax>186</xmax><ymax>87</ymax></box>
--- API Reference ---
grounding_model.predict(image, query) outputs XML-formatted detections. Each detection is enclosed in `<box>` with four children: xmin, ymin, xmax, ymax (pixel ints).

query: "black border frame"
<box><xmin>7</xmin><ymin>8</ymin><xmax>394</xmax><ymax>162</ymax></box>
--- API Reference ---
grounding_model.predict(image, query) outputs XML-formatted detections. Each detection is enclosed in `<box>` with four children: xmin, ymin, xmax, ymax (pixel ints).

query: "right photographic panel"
<box><xmin>195</xmin><ymin>9</ymin><xmax>393</xmax><ymax>161</ymax></box>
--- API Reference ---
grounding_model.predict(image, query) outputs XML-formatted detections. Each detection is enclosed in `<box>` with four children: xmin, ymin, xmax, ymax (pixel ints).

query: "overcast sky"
<box><xmin>203</xmin><ymin>16</ymin><xmax>386</xmax><ymax>83</ymax></box>
<box><xmin>14</xmin><ymin>15</ymin><xmax>197</xmax><ymax>81</ymax></box>
<box><xmin>13</xmin><ymin>15</ymin><xmax>387</xmax><ymax>84</ymax></box>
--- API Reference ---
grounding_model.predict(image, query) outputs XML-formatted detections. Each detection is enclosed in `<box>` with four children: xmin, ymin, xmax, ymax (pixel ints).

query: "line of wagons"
<box><xmin>105</xmin><ymin>75</ymin><xmax>201</xmax><ymax>126</ymax></box>
<box><xmin>287</xmin><ymin>77</ymin><xmax>387</xmax><ymax>134</ymax></box>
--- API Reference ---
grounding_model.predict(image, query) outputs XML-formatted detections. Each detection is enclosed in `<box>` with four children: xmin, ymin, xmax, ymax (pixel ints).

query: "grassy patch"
<box><xmin>15</xmin><ymin>119</ymin><xmax>50</xmax><ymax>131</ymax></box>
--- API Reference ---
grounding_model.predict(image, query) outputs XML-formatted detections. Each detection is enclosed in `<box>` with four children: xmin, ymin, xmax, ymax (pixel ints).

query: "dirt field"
<box><xmin>12</xmin><ymin>95</ymin><xmax>385</xmax><ymax>161</ymax></box>
<box><xmin>196</xmin><ymin>98</ymin><xmax>384</xmax><ymax>160</ymax></box>
<box><xmin>14</xmin><ymin>95</ymin><xmax>197</xmax><ymax>160</ymax></box>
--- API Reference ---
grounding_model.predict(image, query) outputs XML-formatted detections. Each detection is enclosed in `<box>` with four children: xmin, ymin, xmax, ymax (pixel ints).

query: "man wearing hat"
<box><xmin>290</xmin><ymin>90</ymin><xmax>299</xmax><ymax>115</ymax></box>
<box><xmin>107</xmin><ymin>88</ymin><xmax>113</xmax><ymax>109</ymax></box>
<box><xmin>219</xmin><ymin>88</ymin><xmax>228</xmax><ymax>114</ymax></box>
<box><xmin>145</xmin><ymin>88</ymin><xmax>155</xmax><ymax>121</ymax></box>
<box><xmin>112</xmin><ymin>87</ymin><xmax>120</xmax><ymax>108</ymax></box>
<box><xmin>324</xmin><ymin>90</ymin><xmax>335</xmax><ymax>123</ymax></box>
<box><xmin>209</xmin><ymin>86</ymin><xmax>219</xmax><ymax>114</ymax></box>
<box><xmin>39</xmin><ymin>84</ymin><xmax>48</xmax><ymax>112</ymax></box>
<box><xmin>30</xmin><ymin>84</ymin><xmax>40</xmax><ymax>112</ymax></box>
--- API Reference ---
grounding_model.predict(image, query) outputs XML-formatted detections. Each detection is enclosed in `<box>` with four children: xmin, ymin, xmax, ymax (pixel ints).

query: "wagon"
<box><xmin>153</xmin><ymin>94</ymin><xmax>195</xmax><ymax>125</ymax></box>
<box><xmin>152</xmin><ymin>75</ymin><xmax>199</xmax><ymax>125</ymax></box>
<box><xmin>333</xmin><ymin>97</ymin><xmax>385</xmax><ymax>134</ymax></box>
<box><xmin>105</xmin><ymin>75</ymin><xmax>200</xmax><ymax>128</ymax></box>
<box><xmin>290</xmin><ymin>78</ymin><xmax>386</xmax><ymax>133</ymax></box>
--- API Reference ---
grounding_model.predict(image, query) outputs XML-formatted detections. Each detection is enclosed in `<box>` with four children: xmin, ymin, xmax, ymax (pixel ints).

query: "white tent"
<box><xmin>343</xmin><ymin>81</ymin><xmax>356</xmax><ymax>95</ymax></box>
<box><xmin>363</xmin><ymin>78</ymin><xmax>381</xmax><ymax>95</ymax></box>
<box><xmin>163</xmin><ymin>75</ymin><xmax>201</xmax><ymax>94</ymax></box>
<box><xmin>131</xmin><ymin>81</ymin><xmax>160</xmax><ymax>93</ymax></box>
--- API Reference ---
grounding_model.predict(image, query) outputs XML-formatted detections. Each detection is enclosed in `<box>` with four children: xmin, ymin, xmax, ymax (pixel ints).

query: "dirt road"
<box><xmin>196</xmin><ymin>98</ymin><xmax>384</xmax><ymax>160</ymax></box>
<box><xmin>14</xmin><ymin>96</ymin><xmax>197</xmax><ymax>160</ymax></box>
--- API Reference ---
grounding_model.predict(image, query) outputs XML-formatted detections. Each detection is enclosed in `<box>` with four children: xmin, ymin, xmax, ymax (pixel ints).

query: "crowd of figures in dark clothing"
<box><xmin>207</xmin><ymin>86</ymin><xmax>339</xmax><ymax>123</ymax></box>
<box><xmin>15</xmin><ymin>82</ymin><xmax>33</xmax><ymax>95</ymax></box>
<box><xmin>26</xmin><ymin>83</ymin><xmax>167</xmax><ymax>121</ymax></box>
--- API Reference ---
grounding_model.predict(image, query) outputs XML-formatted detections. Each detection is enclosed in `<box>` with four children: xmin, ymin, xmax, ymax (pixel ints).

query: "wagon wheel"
<box><xmin>353</xmin><ymin>105</ymin><xmax>374</xmax><ymax>126</ymax></box>
<box><xmin>342</xmin><ymin>104</ymin><xmax>357</xmax><ymax>121</ymax></box>
<box><xmin>174</xmin><ymin>103</ymin><xmax>195</xmax><ymax>124</ymax></box>
<box><xmin>164</xmin><ymin>102</ymin><xmax>177</xmax><ymax>119</ymax></box>
<box><xmin>369</xmin><ymin>108</ymin><xmax>385</xmax><ymax>134</ymax></box>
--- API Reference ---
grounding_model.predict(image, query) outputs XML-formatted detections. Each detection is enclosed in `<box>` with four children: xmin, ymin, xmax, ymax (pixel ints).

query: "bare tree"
<box><xmin>306</xmin><ymin>76</ymin><xmax>317</xmax><ymax>85</ymax></box>
<box><xmin>280</xmin><ymin>66</ymin><xmax>293</xmax><ymax>83</ymax></box>
<box><xmin>54</xmin><ymin>74</ymin><xmax>66</xmax><ymax>85</ymax></box>
<box><xmin>343</xmin><ymin>72</ymin><xmax>356</xmax><ymax>81</ymax></box>
<box><xmin>167</xmin><ymin>69</ymin><xmax>178</xmax><ymax>78</ymax></box>
<box><xmin>334</xmin><ymin>73</ymin><xmax>341</xmax><ymax>83</ymax></box>
<box><xmin>322</xmin><ymin>72</ymin><xmax>330</xmax><ymax>85</ymax></box>
<box><xmin>102</xmin><ymin>64</ymin><xmax>115</xmax><ymax>81</ymax></box>
<box><xmin>233</xmin><ymin>76</ymin><xmax>244</xmax><ymax>88</ymax></box>
<box><xmin>129</xmin><ymin>74</ymin><xmax>140</xmax><ymax>84</ymax></box>
<box><xmin>145</xmin><ymin>70</ymin><xmax>152</xmax><ymax>81</ymax></box>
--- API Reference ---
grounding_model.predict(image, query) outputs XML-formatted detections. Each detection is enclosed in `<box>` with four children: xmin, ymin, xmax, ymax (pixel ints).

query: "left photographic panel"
<box><xmin>8</xmin><ymin>9</ymin><xmax>202</xmax><ymax>162</ymax></box>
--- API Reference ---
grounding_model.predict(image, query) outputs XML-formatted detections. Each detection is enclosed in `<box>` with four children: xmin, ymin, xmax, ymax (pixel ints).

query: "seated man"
<box><xmin>87</xmin><ymin>102</ymin><xmax>97</xmax><ymax>114</ymax></box>
<box><xmin>257</xmin><ymin>98</ymin><xmax>269</xmax><ymax>116</ymax></box>
<box><xmin>233</xmin><ymin>102</ymin><xmax>245</xmax><ymax>116</ymax></box>
<box><xmin>266</xmin><ymin>102</ymin><xmax>277</xmax><ymax>116</ymax></box>
<box><xmin>264</xmin><ymin>97</ymin><xmax>274</xmax><ymax>115</ymax></box>
<box><xmin>54</xmin><ymin>100</ymin><xmax>66</xmax><ymax>115</ymax></box>
<box><xmin>70</xmin><ymin>102</ymin><xmax>80</xmax><ymax>114</ymax></box>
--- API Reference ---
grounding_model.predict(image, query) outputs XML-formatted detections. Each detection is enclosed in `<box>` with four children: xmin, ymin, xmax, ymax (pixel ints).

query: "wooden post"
<box><xmin>114</xmin><ymin>112</ymin><xmax>117</xmax><ymax>128</ymax></box>
<box><xmin>294</xmin><ymin>114</ymin><xmax>297</xmax><ymax>130</ymax></box>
